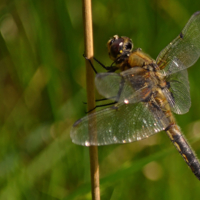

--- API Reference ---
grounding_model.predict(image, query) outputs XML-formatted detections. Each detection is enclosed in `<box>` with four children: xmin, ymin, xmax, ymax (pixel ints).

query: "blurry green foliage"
<box><xmin>0</xmin><ymin>0</ymin><xmax>200</xmax><ymax>199</ymax></box>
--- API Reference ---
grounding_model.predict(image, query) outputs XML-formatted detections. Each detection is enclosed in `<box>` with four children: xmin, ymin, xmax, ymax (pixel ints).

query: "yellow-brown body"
<box><xmin>107</xmin><ymin>35</ymin><xmax>200</xmax><ymax>179</ymax></box>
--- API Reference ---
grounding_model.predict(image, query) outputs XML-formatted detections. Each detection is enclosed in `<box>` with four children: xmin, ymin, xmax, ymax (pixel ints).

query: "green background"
<box><xmin>0</xmin><ymin>0</ymin><xmax>200</xmax><ymax>199</ymax></box>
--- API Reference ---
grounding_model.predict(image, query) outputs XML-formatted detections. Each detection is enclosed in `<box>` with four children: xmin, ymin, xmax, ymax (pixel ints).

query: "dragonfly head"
<box><xmin>107</xmin><ymin>35</ymin><xmax>133</xmax><ymax>61</ymax></box>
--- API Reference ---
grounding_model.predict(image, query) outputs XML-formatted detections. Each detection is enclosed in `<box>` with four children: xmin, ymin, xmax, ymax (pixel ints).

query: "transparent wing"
<box><xmin>156</xmin><ymin>11</ymin><xmax>200</xmax><ymax>76</ymax></box>
<box><xmin>70</xmin><ymin>100</ymin><xmax>170</xmax><ymax>146</ymax></box>
<box><xmin>162</xmin><ymin>69</ymin><xmax>190</xmax><ymax>114</ymax></box>
<box><xmin>95</xmin><ymin>67</ymin><xmax>154</xmax><ymax>104</ymax></box>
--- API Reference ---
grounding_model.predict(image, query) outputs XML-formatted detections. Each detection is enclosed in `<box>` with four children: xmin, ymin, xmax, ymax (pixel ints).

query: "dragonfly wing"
<box><xmin>162</xmin><ymin>69</ymin><xmax>191</xmax><ymax>114</ymax></box>
<box><xmin>156</xmin><ymin>11</ymin><xmax>200</xmax><ymax>76</ymax></box>
<box><xmin>95</xmin><ymin>67</ymin><xmax>153</xmax><ymax>104</ymax></box>
<box><xmin>95</xmin><ymin>72</ymin><xmax>124</xmax><ymax>101</ymax></box>
<box><xmin>70</xmin><ymin>101</ymin><xmax>170</xmax><ymax>146</ymax></box>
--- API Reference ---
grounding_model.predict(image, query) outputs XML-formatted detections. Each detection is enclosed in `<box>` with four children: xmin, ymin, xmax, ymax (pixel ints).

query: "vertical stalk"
<box><xmin>82</xmin><ymin>0</ymin><xmax>100</xmax><ymax>199</ymax></box>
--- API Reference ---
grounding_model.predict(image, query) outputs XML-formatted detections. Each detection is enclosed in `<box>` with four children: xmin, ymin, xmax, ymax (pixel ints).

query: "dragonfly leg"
<box><xmin>93</xmin><ymin>57</ymin><xmax>118</xmax><ymax>72</ymax></box>
<box><xmin>83</xmin><ymin>54</ymin><xmax>98</xmax><ymax>74</ymax></box>
<box><xmin>83</xmin><ymin>54</ymin><xmax>118</xmax><ymax>72</ymax></box>
<box><xmin>86</xmin><ymin>101</ymin><xmax>117</xmax><ymax>113</ymax></box>
<box><xmin>83</xmin><ymin>97</ymin><xmax>117</xmax><ymax>105</ymax></box>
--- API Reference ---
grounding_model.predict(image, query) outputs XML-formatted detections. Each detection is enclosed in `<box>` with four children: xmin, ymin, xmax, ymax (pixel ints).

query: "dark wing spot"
<box><xmin>179</xmin><ymin>32</ymin><xmax>184</xmax><ymax>39</ymax></box>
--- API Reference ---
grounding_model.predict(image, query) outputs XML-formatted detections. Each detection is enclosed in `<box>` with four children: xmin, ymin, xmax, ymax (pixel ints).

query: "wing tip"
<box><xmin>194</xmin><ymin>11</ymin><xmax>200</xmax><ymax>17</ymax></box>
<box><xmin>73</xmin><ymin>118</ymin><xmax>82</xmax><ymax>127</ymax></box>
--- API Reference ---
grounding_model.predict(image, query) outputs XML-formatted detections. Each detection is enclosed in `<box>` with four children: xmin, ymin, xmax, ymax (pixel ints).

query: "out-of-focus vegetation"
<box><xmin>0</xmin><ymin>0</ymin><xmax>200</xmax><ymax>199</ymax></box>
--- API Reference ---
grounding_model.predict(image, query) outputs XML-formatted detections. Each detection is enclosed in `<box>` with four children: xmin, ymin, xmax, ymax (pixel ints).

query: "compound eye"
<box><xmin>109</xmin><ymin>38</ymin><xmax>124</xmax><ymax>59</ymax></box>
<box><xmin>125</xmin><ymin>42</ymin><xmax>133</xmax><ymax>51</ymax></box>
<box><xmin>109</xmin><ymin>39</ymin><xmax>114</xmax><ymax>46</ymax></box>
<box><xmin>108</xmin><ymin>35</ymin><xmax>119</xmax><ymax>47</ymax></box>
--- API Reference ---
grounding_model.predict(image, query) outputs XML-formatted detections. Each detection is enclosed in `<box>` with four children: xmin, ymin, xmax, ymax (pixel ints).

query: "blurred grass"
<box><xmin>0</xmin><ymin>0</ymin><xmax>200</xmax><ymax>200</ymax></box>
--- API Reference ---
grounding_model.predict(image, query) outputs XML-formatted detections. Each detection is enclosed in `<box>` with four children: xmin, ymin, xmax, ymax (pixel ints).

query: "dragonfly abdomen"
<box><xmin>154</xmin><ymin>87</ymin><xmax>200</xmax><ymax>179</ymax></box>
<box><xmin>166</xmin><ymin>124</ymin><xmax>200</xmax><ymax>180</ymax></box>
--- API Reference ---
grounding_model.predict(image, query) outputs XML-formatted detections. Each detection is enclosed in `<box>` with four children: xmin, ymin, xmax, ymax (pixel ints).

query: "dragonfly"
<box><xmin>71</xmin><ymin>11</ymin><xmax>200</xmax><ymax>180</ymax></box>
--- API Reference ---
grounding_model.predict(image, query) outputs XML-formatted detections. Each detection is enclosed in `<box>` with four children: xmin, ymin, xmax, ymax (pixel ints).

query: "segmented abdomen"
<box><xmin>154</xmin><ymin>87</ymin><xmax>200</xmax><ymax>179</ymax></box>
<box><xmin>165</xmin><ymin>124</ymin><xmax>200</xmax><ymax>179</ymax></box>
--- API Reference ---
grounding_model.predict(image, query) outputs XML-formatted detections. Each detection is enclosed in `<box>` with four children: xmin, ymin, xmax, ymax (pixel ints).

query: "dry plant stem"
<box><xmin>82</xmin><ymin>0</ymin><xmax>100</xmax><ymax>199</ymax></box>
